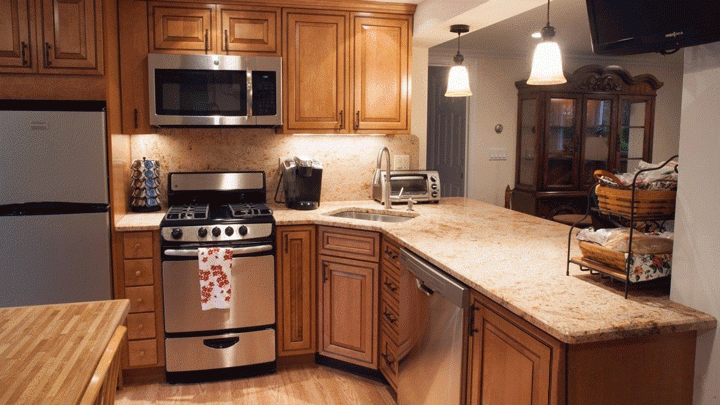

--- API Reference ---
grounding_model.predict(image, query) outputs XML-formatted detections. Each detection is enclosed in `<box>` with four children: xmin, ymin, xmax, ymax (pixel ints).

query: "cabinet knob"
<box><xmin>135</xmin><ymin>270</ymin><xmax>142</xmax><ymax>277</ymax></box>
<box><xmin>137</xmin><ymin>323</ymin><xmax>144</xmax><ymax>330</ymax></box>
<box><xmin>137</xmin><ymin>298</ymin><xmax>144</xmax><ymax>305</ymax></box>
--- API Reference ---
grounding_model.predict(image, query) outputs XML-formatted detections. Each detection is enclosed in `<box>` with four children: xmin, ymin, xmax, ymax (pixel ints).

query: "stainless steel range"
<box><xmin>160</xmin><ymin>171</ymin><xmax>276</xmax><ymax>383</ymax></box>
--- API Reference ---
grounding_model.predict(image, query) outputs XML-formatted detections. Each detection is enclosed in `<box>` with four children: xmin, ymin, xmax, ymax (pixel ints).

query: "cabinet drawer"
<box><xmin>381</xmin><ymin>269</ymin><xmax>400</xmax><ymax>306</ymax></box>
<box><xmin>126</xmin><ymin>312</ymin><xmax>156</xmax><ymax>340</ymax></box>
<box><xmin>381</xmin><ymin>238</ymin><xmax>401</xmax><ymax>270</ymax></box>
<box><xmin>123</xmin><ymin>232</ymin><xmax>154</xmax><ymax>259</ymax></box>
<box><xmin>125</xmin><ymin>286</ymin><xmax>155</xmax><ymax>313</ymax></box>
<box><xmin>127</xmin><ymin>339</ymin><xmax>158</xmax><ymax>367</ymax></box>
<box><xmin>318</xmin><ymin>226</ymin><xmax>379</xmax><ymax>262</ymax></box>
<box><xmin>379</xmin><ymin>329</ymin><xmax>398</xmax><ymax>389</ymax></box>
<box><xmin>380</xmin><ymin>298</ymin><xmax>400</xmax><ymax>341</ymax></box>
<box><xmin>124</xmin><ymin>258</ymin><xmax>154</xmax><ymax>286</ymax></box>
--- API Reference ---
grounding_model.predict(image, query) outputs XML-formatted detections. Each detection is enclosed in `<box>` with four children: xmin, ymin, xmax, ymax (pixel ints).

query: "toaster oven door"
<box><xmin>390</xmin><ymin>175</ymin><xmax>428</xmax><ymax>198</ymax></box>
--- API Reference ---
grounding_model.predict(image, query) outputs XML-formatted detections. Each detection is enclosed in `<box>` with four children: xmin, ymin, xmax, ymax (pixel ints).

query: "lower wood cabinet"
<box><xmin>275</xmin><ymin>225</ymin><xmax>316</xmax><ymax>356</ymax></box>
<box><xmin>112</xmin><ymin>230</ymin><xmax>165</xmax><ymax>373</ymax></box>
<box><xmin>318</xmin><ymin>254</ymin><xmax>378</xmax><ymax>368</ymax></box>
<box><xmin>466</xmin><ymin>292</ymin><xmax>564</xmax><ymax>405</ymax></box>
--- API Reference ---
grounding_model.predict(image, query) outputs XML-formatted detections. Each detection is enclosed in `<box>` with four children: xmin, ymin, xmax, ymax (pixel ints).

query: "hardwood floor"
<box><xmin>115</xmin><ymin>364</ymin><xmax>395</xmax><ymax>404</ymax></box>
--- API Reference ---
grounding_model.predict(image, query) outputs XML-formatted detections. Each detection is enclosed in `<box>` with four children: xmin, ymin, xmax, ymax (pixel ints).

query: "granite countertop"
<box><xmin>114</xmin><ymin>198</ymin><xmax>717</xmax><ymax>344</ymax></box>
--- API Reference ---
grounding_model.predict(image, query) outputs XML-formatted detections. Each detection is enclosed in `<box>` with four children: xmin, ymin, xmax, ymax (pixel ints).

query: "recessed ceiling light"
<box><xmin>531</xmin><ymin>32</ymin><xmax>542</xmax><ymax>38</ymax></box>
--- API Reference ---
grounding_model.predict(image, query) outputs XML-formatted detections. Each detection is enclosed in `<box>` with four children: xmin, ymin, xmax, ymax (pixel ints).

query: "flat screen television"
<box><xmin>586</xmin><ymin>0</ymin><xmax>720</xmax><ymax>55</ymax></box>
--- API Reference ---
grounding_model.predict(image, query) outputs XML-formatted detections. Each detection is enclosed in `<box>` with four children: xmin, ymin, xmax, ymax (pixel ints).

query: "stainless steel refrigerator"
<box><xmin>0</xmin><ymin>100</ymin><xmax>112</xmax><ymax>307</ymax></box>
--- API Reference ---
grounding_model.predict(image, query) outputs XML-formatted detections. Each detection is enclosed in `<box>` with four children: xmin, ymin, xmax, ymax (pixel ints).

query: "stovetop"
<box><xmin>162</xmin><ymin>203</ymin><xmax>273</xmax><ymax>225</ymax></box>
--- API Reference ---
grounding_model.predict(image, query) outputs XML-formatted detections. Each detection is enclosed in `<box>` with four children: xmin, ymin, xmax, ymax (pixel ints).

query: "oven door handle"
<box><xmin>163</xmin><ymin>244</ymin><xmax>273</xmax><ymax>257</ymax></box>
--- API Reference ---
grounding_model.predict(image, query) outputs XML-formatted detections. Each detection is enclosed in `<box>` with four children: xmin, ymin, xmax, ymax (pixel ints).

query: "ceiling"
<box><xmin>432</xmin><ymin>0</ymin><xmax>597</xmax><ymax>56</ymax></box>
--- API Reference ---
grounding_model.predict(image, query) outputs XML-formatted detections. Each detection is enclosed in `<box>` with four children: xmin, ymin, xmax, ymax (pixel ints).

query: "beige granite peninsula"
<box><xmin>115</xmin><ymin>198</ymin><xmax>716</xmax><ymax>344</ymax></box>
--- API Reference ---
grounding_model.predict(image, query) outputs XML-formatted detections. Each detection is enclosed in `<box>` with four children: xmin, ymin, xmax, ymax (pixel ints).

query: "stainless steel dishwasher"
<box><xmin>398</xmin><ymin>248</ymin><xmax>470</xmax><ymax>405</ymax></box>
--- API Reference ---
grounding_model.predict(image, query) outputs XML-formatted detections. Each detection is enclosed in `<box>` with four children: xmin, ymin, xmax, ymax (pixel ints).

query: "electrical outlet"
<box><xmin>394</xmin><ymin>154</ymin><xmax>410</xmax><ymax>170</ymax></box>
<box><xmin>489</xmin><ymin>148</ymin><xmax>508</xmax><ymax>161</ymax></box>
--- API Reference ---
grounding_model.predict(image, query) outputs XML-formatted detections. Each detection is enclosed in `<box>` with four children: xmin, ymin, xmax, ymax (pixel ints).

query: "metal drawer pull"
<box><xmin>381</xmin><ymin>352</ymin><xmax>395</xmax><ymax>366</ymax></box>
<box><xmin>384</xmin><ymin>249</ymin><xmax>398</xmax><ymax>260</ymax></box>
<box><xmin>164</xmin><ymin>244</ymin><xmax>272</xmax><ymax>256</ymax></box>
<box><xmin>44</xmin><ymin>43</ymin><xmax>51</xmax><ymax>66</ymax></box>
<box><xmin>383</xmin><ymin>280</ymin><xmax>398</xmax><ymax>292</ymax></box>
<box><xmin>203</xmin><ymin>336</ymin><xmax>239</xmax><ymax>349</ymax></box>
<box><xmin>21</xmin><ymin>42</ymin><xmax>28</xmax><ymax>65</ymax></box>
<box><xmin>383</xmin><ymin>310</ymin><xmax>397</xmax><ymax>324</ymax></box>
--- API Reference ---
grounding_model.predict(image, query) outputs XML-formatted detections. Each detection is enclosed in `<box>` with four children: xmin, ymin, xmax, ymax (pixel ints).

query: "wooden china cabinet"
<box><xmin>511</xmin><ymin>65</ymin><xmax>663</xmax><ymax>219</ymax></box>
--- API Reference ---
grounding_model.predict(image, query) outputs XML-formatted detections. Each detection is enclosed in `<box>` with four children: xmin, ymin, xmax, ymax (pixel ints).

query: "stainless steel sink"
<box><xmin>327</xmin><ymin>210</ymin><xmax>416</xmax><ymax>223</ymax></box>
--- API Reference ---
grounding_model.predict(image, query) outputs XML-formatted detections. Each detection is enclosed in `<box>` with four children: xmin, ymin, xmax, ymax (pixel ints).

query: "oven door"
<box><xmin>162</xmin><ymin>244</ymin><xmax>275</xmax><ymax>334</ymax></box>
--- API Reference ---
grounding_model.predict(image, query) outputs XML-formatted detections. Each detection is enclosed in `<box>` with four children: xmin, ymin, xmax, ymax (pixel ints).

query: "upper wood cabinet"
<box><xmin>0</xmin><ymin>0</ymin><xmax>103</xmax><ymax>75</ymax></box>
<box><xmin>276</xmin><ymin>225</ymin><xmax>316</xmax><ymax>357</ymax></box>
<box><xmin>352</xmin><ymin>14</ymin><xmax>409</xmax><ymax>131</ymax></box>
<box><xmin>0</xmin><ymin>0</ymin><xmax>34</xmax><ymax>72</ymax></box>
<box><xmin>148</xmin><ymin>1</ymin><xmax>280</xmax><ymax>55</ymax></box>
<box><xmin>284</xmin><ymin>10</ymin><xmax>411</xmax><ymax>134</ymax></box>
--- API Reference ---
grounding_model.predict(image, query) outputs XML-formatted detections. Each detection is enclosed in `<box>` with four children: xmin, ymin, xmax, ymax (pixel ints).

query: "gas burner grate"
<box><xmin>228</xmin><ymin>203</ymin><xmax>273</xmax><ymax>219</ymax></box>
<box><xmin>165</xmin><ymin>204</ymin><xmax>209</xmax><ymax>220</ymax></box>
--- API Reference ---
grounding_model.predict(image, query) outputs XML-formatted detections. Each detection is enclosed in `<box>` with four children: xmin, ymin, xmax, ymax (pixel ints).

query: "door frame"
<box><xmin>427</xmin><ymin>52</ymin><xmax>473</xmax><ymax>197</ymax></box>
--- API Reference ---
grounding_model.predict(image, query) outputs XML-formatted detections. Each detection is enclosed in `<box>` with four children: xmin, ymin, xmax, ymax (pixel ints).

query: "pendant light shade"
<box><xmin>527</xmin><ymin>0</ymin><xmax>566</xmax><ymax>85</ymax></box>
<box><xmin>445</xmin><ymin>24</ymin><xmax>472</xmax><ymax>97</ymax></box>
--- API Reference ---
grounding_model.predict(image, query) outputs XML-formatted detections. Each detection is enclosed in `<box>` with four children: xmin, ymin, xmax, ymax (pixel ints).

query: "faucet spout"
<box><xmin>377</xmin><ymin>147</ymin><xmax>392</xmax><ymax>210</ymax></box>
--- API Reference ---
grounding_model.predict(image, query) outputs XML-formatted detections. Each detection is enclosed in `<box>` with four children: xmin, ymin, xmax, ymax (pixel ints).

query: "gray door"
<box><xmin>427</xmin><ymin>66</ymin><xmax>467</xmax><ymax>197</ymax></box>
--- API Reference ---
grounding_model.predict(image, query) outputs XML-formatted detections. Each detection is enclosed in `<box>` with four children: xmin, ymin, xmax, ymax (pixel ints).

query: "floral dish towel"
<box><xmin>198</xmin><ymin>247</ymin><xmax>233</xmax><ymax>310</ymax></box>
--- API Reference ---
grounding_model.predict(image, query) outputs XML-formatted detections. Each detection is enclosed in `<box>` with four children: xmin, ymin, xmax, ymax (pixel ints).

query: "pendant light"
<box><xmin>445</xmin><ymin>24</ymin><xmax>472</xmax><ymax>97</ymax></box>
<box><xmin>527</xmin><ymin>0</ymin><xmax>566</xmax><ymax>85</ymax></box>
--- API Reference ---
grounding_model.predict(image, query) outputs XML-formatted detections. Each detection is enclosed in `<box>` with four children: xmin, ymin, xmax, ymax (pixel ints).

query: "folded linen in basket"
<box><xmin>198</xmin><ymin>247</ymin><xmax>233</xmax><ymax>310</ymax></box>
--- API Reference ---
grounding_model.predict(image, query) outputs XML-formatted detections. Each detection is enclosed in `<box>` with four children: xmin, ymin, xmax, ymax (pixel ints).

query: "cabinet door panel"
<box><xmin>150</xmin><ymin>3</ymin><xmax>213</xmax><ymax>53</ymax></box>
<box><xmin>276</xmin><ymin>226</ymin><xmax>316</xmax><ymax>356</ymax></box>
<box><xmin>352</xmin><ymin>15</ymin><xmax>409</xmax><ymax>131</ymax></box>
<box><xmin>220</xmin><ymin>7</ymin><xmax>278</xmax><ymax>54</ymax></box>
<box><xmin>0</xmin><ymin>0</ymin><xmax>34</xmax><ymax>72</ymax></box>
<box><xmin>319</xmin><ymin>255</ymin><xmax>377</xmax><ymax>368</ymax></box>
<box><xmin>285</xmin><ymin>11</ymin><xmax>347</xmax><ymax>131</ymax></box>
<box><xmin>40</xmin><ymin>0</ymin><xmax>101</xmax><ymax>73</ymax></box>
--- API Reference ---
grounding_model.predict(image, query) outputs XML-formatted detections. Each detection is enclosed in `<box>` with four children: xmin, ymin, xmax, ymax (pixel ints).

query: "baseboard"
<box><xmin>121</xmin><ymin>366</ymin><xmax>165</xmax><ymax>385</ymax></box>
<box><xmin>315</xmin><ymin>354</ymin><xmax>388</xmax><ymax>384</ymax></box>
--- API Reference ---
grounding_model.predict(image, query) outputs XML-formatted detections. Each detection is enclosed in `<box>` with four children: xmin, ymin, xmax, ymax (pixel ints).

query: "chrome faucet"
<box><xmin>376</xmin><ymin>147</ymin><xmax>392</xmax><ymax>210</ymax></box>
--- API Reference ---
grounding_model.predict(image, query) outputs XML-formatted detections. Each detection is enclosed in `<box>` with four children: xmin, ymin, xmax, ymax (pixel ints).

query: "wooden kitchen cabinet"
<box><xmin>118</xmin><ymin>0</ymin><xmax>151</xmax><ymax>134</ymax></box>
<box><xmin>317</xmin><ymin>226</ymin><xmax>379</xmax><ymax>369</ymax></box>
<box><xmin>284</xmin><ymin>9</ymin><xmax>348</xmax><ymax>131</ymax></box>
<box><xmin>351</xmin><ymin>14</ymin><xmax>409</xmax><ymax>132</ymax></box>
<box><xmin>112</xmin><ymin>230</ymin><xmax>165</xmax><ymax>374</ymax></box>
<box><xmin>148</xmin><ymin>1</ymin><xmax>280</xmax><ymax>55</ymax></box>
<box><xmin>283</xmin><ymin>10</ymin><xmax>412</xmax><ymax>133</ymax></box>
<box><xmin>465</xmin><ymin>291</ymin><xmax>564</xmax><ymax>405</ymax></box>
<box><xmin>0</xmin><ymin>0</ymin><xmax>103</xmax><ymax>75</ymax></box>
<box><xmin>276</xmin><ymin>225</ymin><xmax>317</xmax><ymax>357</ymax></box>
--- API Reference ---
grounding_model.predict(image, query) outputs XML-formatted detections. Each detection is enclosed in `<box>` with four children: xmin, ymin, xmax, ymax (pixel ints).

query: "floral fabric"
<box><xmin>627</xmin><ymin>253</ymin><xmax>672</xmax><ymax>283</ymax></box>
<box><xmin>198</xmin><ymin>247</ymin><xmax>233</xmax><ymax>310</ymax></box>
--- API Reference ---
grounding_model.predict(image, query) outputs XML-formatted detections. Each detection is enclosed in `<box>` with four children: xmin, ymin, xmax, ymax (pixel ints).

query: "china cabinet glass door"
<box><xmin>545</xmin><ymin>97</ymin><xmax>578</xmax><ymax>188</ymax></box>
<box><xmin>518</xmin><ymin>98</ymin><xmax>537</xmax><ymax>187</ymax></box>
<box><xmin>618</xmin><ymin>98</ymin><xmax>649</xmax><ymax>173</ymax></box>
<box><xmin>583</xmin><ymin>98</ymin><xmax>612</xmax><ymax>186</ymax></box>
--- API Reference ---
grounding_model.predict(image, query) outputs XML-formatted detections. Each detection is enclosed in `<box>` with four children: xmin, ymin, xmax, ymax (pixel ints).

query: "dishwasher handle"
<box><xmin>400</xmin><ymin>248</ymin><xmax>470</xmax><ymax>308</ymax></box>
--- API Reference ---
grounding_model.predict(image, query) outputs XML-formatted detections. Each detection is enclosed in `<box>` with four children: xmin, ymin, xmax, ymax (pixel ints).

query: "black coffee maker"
<box><xmin>281</xmin><ymin>156</ymin><xmax>323</xmax><ymax>210</ymax></box>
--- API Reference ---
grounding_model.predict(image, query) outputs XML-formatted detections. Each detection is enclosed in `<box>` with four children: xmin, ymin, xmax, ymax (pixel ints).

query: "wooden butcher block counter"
<box><xmin>0</xmin><ymin>299</ymin><xmax>130</xmax><ymax>405</ymax></box>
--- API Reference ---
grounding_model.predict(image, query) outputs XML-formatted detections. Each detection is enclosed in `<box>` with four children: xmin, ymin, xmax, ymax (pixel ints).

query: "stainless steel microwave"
<box><xmin>148</xmin><ymin>53</ymin><xmax>282</xmax><ymax>126</ymax></box>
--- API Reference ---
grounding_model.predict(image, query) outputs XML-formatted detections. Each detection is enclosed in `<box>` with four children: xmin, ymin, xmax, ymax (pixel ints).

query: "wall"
<box><xmin>130</xmin><ymin>129</ymin><xmax>418</xmax><ymax>205</ymax></box>
<box><xmin>670</xmin><ymin>42</ymin><xmax>720</xmax><ymax>405</ymax></box>
<box><xmin>425</xmin><ymin>49</ymin><xmax>685</xmax><ymax>206</ymax></box>
<box><xmin>412</xmin><ymin>46</ymin><xmax>430</xmax><ymax>169</ymax></box>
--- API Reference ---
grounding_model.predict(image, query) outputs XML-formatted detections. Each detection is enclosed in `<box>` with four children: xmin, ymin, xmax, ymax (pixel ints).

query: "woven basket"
<box><xmin>593</xmin><ymin>170</ymin><xmax>676</xmax><ymax>219</ymax></box>
<box><xmin>578</xmin><ymin>241</ymin><xmax>626</xmax><ymax>270</ymax></box>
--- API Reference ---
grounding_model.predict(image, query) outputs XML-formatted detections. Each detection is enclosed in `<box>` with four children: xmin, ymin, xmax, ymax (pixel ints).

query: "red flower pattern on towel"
<box><xmin>198</xmin><ymin>247</ymin><xmax>234</xmax><ymax>310</ymax></box>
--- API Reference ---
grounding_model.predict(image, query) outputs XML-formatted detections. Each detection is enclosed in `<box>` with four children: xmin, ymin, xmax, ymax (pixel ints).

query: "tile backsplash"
<box><xmin>131</xmin><ymin>128</ymin><xmax>419</xmax><ymax>205</ymax></box>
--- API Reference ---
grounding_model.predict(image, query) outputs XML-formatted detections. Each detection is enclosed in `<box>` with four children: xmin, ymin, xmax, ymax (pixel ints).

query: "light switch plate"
<box><xmin>489</xmin><ymin>148</ymin><xmax>508</xmax><ymax>161</ymax></box>
<box><xmin>394</xmin><ymin>154</ymin><xmax>410</xmax><ymax>170</ymax></box>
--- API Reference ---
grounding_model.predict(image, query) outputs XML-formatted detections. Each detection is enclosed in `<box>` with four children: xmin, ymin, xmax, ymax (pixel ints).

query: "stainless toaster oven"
<box><xmin>372</xmin><ymin>170</ymin><xmax>441</xmax><ymax>204</ymax></box>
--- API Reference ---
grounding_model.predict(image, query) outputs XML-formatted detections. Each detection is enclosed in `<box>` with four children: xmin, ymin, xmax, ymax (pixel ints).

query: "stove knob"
<box><xmin>171</xmin><ymin>228</ymin><xmax>183</xmax><ymax>240</ymax></box>
<box><xmin>225</xmin><ymin>226</ymin><xmax>234</xmax><ymax>236</ymax></box>
<box><xmin>238</xmin><ymin>225</ymin><xmax>248</xmax><ymax>236</ymax></box>
<box><xmin>197</xmin><ymin>227</ymin><xmax>208</xmax><ymax>238</ymax></box>
<box><xmin>212</xmin><ymin>227</ymin><xmax>221</xmax><ymax>237</ymax></box>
